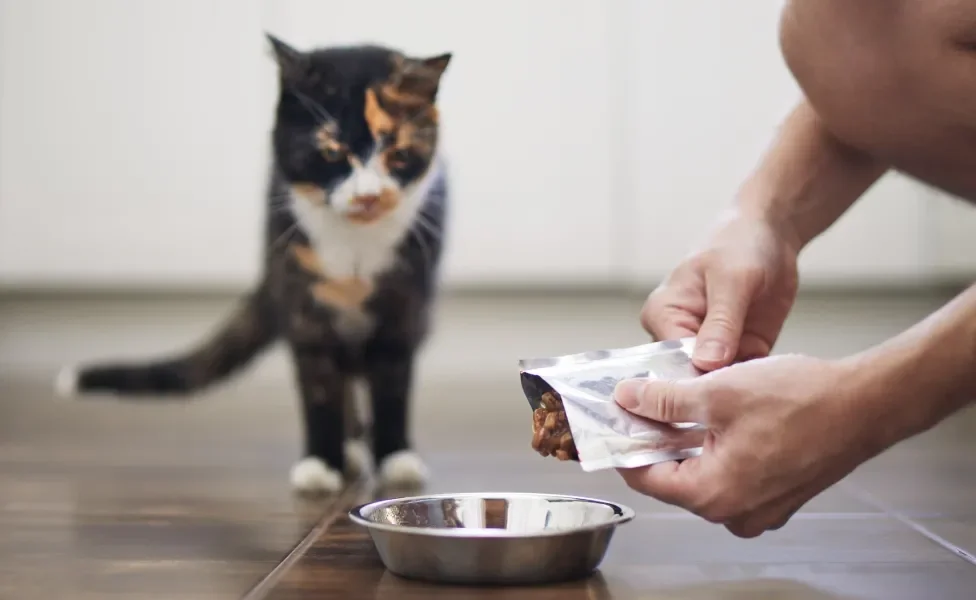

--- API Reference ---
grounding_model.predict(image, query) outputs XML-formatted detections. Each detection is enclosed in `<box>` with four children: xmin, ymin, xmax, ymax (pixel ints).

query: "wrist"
<box><xmin>731</xmin><ymin>180</ymin><xmax>807</xmax><ymax>255</ymax></box>
<box><xmin>730</xmin><ymin>101</ymin><xmax>886</xmax><ymax>256</ymax></box>
<box><xmin>833</xmin><ymin>351</ymin><xmax>917</xmax><ymax>456</ymax></box>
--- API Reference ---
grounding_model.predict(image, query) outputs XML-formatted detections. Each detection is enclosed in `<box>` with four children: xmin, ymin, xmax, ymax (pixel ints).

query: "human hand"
<box><xmin>641</xmin><ymin>211</ymin><xmax>800</xmax><ymax>371</ymax></box>
<box><xmin>613</xmin><ymin>354</ymin><xmax>887</xmax><ymax>538</ymax></box>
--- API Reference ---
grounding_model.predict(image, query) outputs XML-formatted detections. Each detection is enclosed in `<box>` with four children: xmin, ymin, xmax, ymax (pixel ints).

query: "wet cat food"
<box><xmin>530</xmin><ymin>391</ymin><xmax>579</xmax><ymax>461</ymax></box>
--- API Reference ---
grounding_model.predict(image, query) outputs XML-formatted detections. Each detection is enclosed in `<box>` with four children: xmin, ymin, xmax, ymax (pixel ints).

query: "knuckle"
<box><xmin>621</xmin><ymin>473</ymin><xmax>651</xmax><ymax>497</ymax></box>
<box><xmin>696</xmin><ymin>381</ymin><xmax>726</xmax><ymax>422</ymax></box>
<box><xmin>702</xmin><ymin>309</ymin><xmax>741</xmax><ymax>334</ymax></box>
<box><xmin>655</xmin><ymin>381</ymin><xmax>681</xmax><ymax>422</ymax></box>
<box><xmin>770</xmin><ymin>503</ymin><xmax>804</xmax><ymax>531</ymax></box>
<box><xmin>726</xmin><ymin>521</ymin><xmax>764</xmax><ymax>539</ymax></box>
<box><xmin>700</xmin><ymin>505</ymin><xmax>732</xmax><ymax>524</ymax></box>
<box><xmin>641</xmin><ymin>290</ymin><xmax>669</xmax><ymax>330</ymax></box>
<box><xmin>695</xmin><ymin>489</ymin><xmax>740</xmax><ymax>524</ymax></box>
<box><xmin>727</xmin><ymin>264</ymin><xmax>765</xmax><ymax>291</ymax></box>
<box><xmin>646</xmin><ymin>284</ymin><xmax>667</xmax><ymax>304</ymax></box>
<box><xmin>639</xmin><ymin>306</ymin><xmax>656</xmax><ymax>336</ymax></box>
<box><xmin>622</xmin><ymin>476</ymin><xmax>643</xmax><ymax>494</ymax></box>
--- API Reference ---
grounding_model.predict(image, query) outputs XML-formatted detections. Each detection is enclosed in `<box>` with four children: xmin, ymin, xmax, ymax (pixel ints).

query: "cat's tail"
<box><xmin>55</xmin><ymin>286</ymin><xmax>279</xmax><ymax>398</ymax></box>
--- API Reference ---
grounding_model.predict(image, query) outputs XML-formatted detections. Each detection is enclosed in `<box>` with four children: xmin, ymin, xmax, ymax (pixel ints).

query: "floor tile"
<box><xmin>598</xmin><ymin>562</ymin><xmax>976</xmax><ymax>600</ymax></box>
<box><xmin>607</xmin><ymin>516</ymin><xmax>957</xmax><ymax>565</ymax></box>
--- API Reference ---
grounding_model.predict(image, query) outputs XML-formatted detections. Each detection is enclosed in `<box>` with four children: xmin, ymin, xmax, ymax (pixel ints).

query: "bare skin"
<box><xmin>780</xmin><ymin>0</ymin><xmax>976</xmax><ymax>200</ymax></box>
<box><xmin>615</xmin><ymin>0</ymin><xmax>976</xmax><ymax>538</ymax></box>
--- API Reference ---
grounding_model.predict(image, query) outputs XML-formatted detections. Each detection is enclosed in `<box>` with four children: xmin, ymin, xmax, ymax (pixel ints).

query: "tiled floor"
<box><xmin>1</xmin><ymin>290</ymin><xmax>974</xmax><ymax>598</ymax></box>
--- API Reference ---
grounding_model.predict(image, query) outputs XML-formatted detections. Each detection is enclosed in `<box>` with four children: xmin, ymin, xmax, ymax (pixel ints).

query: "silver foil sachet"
<box><xmin>520</xmin><ymin>337</ymin><xmax>707</xmax><ymax>472</ymax></box>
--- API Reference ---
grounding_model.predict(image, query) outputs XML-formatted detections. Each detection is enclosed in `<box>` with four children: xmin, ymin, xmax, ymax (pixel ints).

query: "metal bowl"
<box><xmin>348</xmin><ymin>492</ymin><xmax>635</xmax><ymax>586</ymax></box>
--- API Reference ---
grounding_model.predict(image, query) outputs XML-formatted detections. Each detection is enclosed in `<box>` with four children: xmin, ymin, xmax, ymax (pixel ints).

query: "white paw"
<box><xmin>289</xmin><ymin>457</ymin><xmax>343</xmax><ymax>494</ymax></box>
<box><xmin>54</xmin><ymin>366</ymin><xmax>78</xmax><ymax>400</ymax></box>
<box><xmin>378</xmin><ymin>450</ymin><xmax>429</xmax><ymax>487</ymax></box>
<box><xmin>344</xmin><ymin>439</ymin><xmax>373</xmax><ymax>479</ymax></box>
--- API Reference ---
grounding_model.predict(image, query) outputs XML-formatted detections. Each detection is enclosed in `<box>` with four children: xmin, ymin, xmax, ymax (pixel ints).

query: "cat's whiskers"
<box><xmin>293</xmin><ymin>90</ymin><xmax>339</xmax><ymax>130</ymax></box>
<box><xmin>406</xmin><ymin>225</ymin><xmax>433</xmax><ymax>276</ymax></box>
<box><xmin>270</xmin><ymin>222</ymin><xmax>300</xmax><ymax>253</ymax></box>
<box><xmin>402</xmin><ymin>209</ymin><xmax>443</xmax><ymax>276</ymax></box>
<box><xmin>267</xmin><ymin>197</ymin><xmax>295</xmax><ymax>217</ymax></box>
<box><xmin>267</xmin><ymin>206</ymin><xmax>295</xmax><ymax>219</ymax></box>
<box><xmin>412</xmin><ymin>210</ymin><xmax>443</xmax><ymax>242</ymax></box>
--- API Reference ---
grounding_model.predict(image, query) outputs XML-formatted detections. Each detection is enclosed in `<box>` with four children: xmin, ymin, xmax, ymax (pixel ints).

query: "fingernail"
<box><xmin>613</xmin><ymin>379</ymin><xmax>645</xmax><ymax>409</ymax></box>
<box><xmin>695</xmin><ymin>340</ymin><xmax>727</xmax><ymax>363</ymax></box>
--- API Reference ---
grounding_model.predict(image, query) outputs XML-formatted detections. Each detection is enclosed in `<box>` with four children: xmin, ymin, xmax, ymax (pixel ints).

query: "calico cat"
<box><xmin>54</xmin><ymin>34</ymin><xmax>452</xmax><ymax>494</ymax></box>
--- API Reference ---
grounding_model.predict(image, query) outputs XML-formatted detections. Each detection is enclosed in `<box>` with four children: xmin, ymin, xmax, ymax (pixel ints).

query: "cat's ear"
<box><xmin>265</xmin><ymin>33</ymin><xmax>305</xmax><ymax>79</ymax></box>
<box><xmin>420</xmin><ymin>53</ymin><xmax>452</xmax><ymax>77</ymax></box>
<box><xmin>394</xmin><ymin>52</ymin><xmax>452</xmax><ymax>101</ymax></box>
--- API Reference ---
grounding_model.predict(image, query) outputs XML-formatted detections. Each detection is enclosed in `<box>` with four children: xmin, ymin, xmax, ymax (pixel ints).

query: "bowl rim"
<box><xmin>347</xmin><ymin>491</ymin><xmax>636</xmax><ymax>538</ymax></box>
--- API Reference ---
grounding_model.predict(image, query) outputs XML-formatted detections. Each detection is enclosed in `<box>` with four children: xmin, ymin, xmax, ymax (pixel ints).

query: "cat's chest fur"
<box><xmin>299</xmin><ymin>208</ymin><xmax>403</xmax><ymax>283</ymax></box>
<box><xmin>288</xmin><ymin>197</ymin><xmax>409</xmax><ymax>341</ymax></box>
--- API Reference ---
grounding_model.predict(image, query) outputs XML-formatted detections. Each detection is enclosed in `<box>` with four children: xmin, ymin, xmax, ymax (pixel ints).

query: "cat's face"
<box><xmin>268</xmin><ymin>35</ymin><xmax>450</xmax><ymax>225</ymax></box>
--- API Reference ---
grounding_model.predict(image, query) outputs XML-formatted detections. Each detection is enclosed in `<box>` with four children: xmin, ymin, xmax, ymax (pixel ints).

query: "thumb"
<box><xmin>614</xmin><ymin>378</ymin><xmax>707</xmax><ymax>425</ymax></box>
<box><xmin>694</xmin><ymin>269</ymin><xmax>759</xmax><ymax>369</ymax></box>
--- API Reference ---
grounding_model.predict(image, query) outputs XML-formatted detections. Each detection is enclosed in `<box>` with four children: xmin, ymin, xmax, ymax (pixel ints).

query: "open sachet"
<box><xmin>520</xmin><ymin>337</ymin><xmax>707</xmax><ymax>472</ymax></box>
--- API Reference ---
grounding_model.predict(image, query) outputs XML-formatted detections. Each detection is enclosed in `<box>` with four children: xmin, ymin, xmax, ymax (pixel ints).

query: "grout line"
<box><xmin>241</xmin><ymin>484</ymin><xmax>363</xmax><ymax>600</ymax></box>
<box><xmin>842</xmin><ymin>483</ymin><xmax>976</xmax><ymax>566</ymax></box>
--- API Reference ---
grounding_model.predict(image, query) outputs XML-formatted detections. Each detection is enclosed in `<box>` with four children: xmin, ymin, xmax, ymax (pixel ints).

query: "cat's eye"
<box><xmin>389</xmin><ymin>148</ymin><xmax>410</xmax><ymax>165</ymax></box>
<box><xmin>322</xmin><ymin>145</ymin><xmax>346</xmax><ymax>162</ymax></box>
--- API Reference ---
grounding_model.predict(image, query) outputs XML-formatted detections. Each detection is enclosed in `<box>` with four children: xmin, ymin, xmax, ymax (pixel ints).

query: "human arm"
<box><xmin>843</xmin><ymin>283</ymin><xmax>976</xmax><ymax>451</ymax></box>
<box><xmin>642</xmin><ymin>99</ymin><xmax>888</xmax><ymax>372</ymax></box>
<box><xmin>735</xmin><ymin>100</ymin><xmax>888</xmax><ymax>251</ymax></box>
<box><xmin>614</xmin><ymin>282</ymin><xmax>976</xmax><ymax>538</ymax></box>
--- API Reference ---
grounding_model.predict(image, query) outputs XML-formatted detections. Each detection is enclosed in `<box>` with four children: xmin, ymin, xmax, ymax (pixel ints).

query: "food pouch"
<box><xmin>520</xmin><ymin>337</ymin><xmax>707</xmax><ymax>472</ymax></box>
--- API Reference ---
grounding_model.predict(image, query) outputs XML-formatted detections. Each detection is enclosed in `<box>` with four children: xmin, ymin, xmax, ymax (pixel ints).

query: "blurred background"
<box><xmin>1</xmin><ymin>1</ymin><xmax>975</xmax><ymax>596</ymax></box>
<box><xmin>3</xmin><ymin>0</ymin><xmax>976</xmax><ymax>292</ymax></box>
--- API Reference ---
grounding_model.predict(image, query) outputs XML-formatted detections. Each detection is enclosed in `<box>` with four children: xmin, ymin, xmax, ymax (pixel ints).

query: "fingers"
<box><xmin>640</xmin><ymin>292</ymin><xmax>701</xmax><ymax>342</ymax></box>
<box><xmin>651</xmin><ymin>319</ymin><xmax>698</xmax><ymax>342</ymax></box>
<box><xmin>616</xmin><ymin>459</ymin><xmax>698</xmax><ymax>508</ymax></box>
<box><xmin>614</xmin><ymin>377</ymin><xmax>707</xmax><ymax>425</ymax></box>
<box><xmin>725</xmin><ymin>507</ymin><xmax>794</xmax><ymax>539</ymax></box>
<box><xmin>736</xmin><ymin>332</ymin><xmax>773</xmax><ymax>362</ymax></box>
<box><xmin>724</xmin><ymin>485</ymin><xmax>813</xmax><ymax>538</ymax></box>
<box><xmin>693</xmin><ymin>267</ymin><xmax>764</xmax><ymax>371</ymax></box>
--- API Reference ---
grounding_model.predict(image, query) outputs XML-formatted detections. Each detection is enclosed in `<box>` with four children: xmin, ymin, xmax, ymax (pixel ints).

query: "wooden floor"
<box><xmin>1</xmin><ymin>291</ymin><xmax>975</xmax><ymax>599</ymax></box>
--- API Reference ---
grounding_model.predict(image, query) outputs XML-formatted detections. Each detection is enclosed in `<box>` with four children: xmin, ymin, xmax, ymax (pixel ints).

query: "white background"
<box><xmin>1</xmin><ymin>0</ymin><xmax>974</xmax><ymax>291</ymax></box>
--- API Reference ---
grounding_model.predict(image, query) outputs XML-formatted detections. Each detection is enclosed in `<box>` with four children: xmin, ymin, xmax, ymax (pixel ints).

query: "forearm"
<box><xmin>735</xmin><ymin>100</ymin><xmax>888</xmax><ymax>251</ymax></box>
<box><xmin>848</xmin><ymin>284</ymin><xmax>976</xmax><ymax>450</ymax></box>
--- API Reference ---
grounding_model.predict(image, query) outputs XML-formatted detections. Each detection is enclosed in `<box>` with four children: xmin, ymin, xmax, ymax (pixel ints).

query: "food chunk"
<box><xmin>530</xmin><ymin>391</ymin><xmax>579</xmax><ymax>461</ymax></box>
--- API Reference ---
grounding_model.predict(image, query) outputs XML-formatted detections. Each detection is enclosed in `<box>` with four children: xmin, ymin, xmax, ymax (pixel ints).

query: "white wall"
<box><xmin>0</xmin><ymin>0</ymin><xmax>973</xmax><ymax>291</ymax></box>
<box><xmin>927</xmin><ymin>190</ymin><xmax>976</xmax><ymax>280</ymax></box>
<box><xmin>0</xmin><ymin>0</ymin><xmax>273</xmax><ymax>289</ymax></box>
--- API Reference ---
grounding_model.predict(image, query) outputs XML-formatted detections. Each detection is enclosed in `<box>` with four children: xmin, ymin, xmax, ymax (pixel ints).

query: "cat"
<box><xmin>54</xmin><ymin>34</ymin><xmax>452</xmax><ymax>495</ymax></box>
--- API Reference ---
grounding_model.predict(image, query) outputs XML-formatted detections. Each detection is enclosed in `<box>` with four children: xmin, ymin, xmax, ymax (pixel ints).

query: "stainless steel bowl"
<box><xmin>348</xmin><ymin>492</ymin><xmax>635</xmax><ymax>585</ymax></box>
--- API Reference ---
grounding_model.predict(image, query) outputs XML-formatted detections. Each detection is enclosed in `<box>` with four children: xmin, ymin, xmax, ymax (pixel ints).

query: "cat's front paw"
<box><xmin>54</xmin><ymin>366</ymin><xmax>79</xmax><ymax>399</ymax></box>
<box><xmin>378</xmin><ymin>450</ymin><xmax>429</xmax><ymax>488</ymax></box>
<box><xmin>290</xmin><ymin>456</ymin><xmax>343</xmax><ymax>495</ymax></box>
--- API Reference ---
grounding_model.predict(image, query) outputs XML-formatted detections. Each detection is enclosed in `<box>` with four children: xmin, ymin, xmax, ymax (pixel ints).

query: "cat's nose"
<box><xmin>354</xmin><ymin>194</ymin><xmax>380</xmax><ymax>212</ymax></box>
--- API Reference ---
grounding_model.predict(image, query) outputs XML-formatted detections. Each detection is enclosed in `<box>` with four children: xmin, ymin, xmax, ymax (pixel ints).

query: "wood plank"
<box><xmin>259</xmin><ymin>439</ymin><xmax>976</xmax><ymax>599</ymax></box>
<box><xmin>0</xmin><ymin>372</ymin><xmax>339</xmax><ymax>600</ymax></box>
